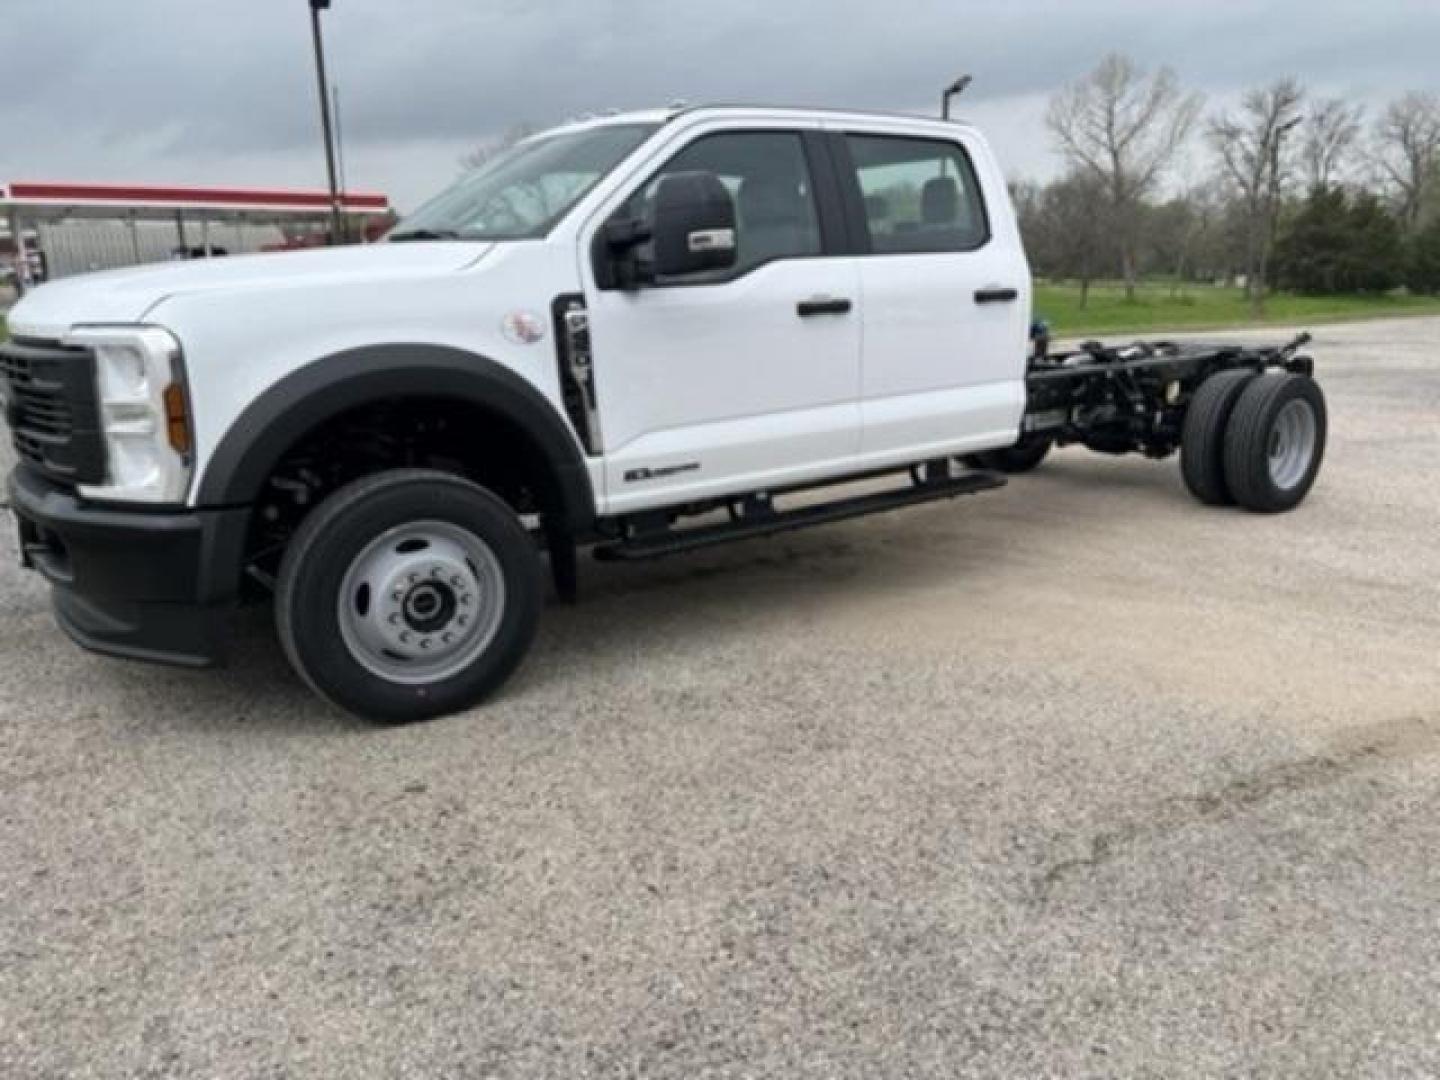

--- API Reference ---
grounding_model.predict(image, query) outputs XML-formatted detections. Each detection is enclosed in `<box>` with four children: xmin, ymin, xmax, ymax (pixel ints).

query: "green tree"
<box><xmin>1274</xmin><ymin>189</ymin><xmax>1404</xmax><ymax>294</ymax></box>
<box><xmin>1274</xmin><ymin>188</ymin><xmax>1350</xmax><ymax>293</ymax></box>
<box><xmin>1347</xmin><ymin>194</ymin><xmax>1405</xmax><ymax>293</ymax></box>
<box><xmin>1406</xmin><ymin>216</ymin><xmax>1440</xmax><ymax>294</ymax></box>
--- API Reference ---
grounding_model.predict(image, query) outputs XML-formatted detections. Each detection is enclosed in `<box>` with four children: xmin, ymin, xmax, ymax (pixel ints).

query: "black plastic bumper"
<box><xmin>7</xmin><ymin>466</ymin><xmax>250</xmax><ymax>667</ymax></box>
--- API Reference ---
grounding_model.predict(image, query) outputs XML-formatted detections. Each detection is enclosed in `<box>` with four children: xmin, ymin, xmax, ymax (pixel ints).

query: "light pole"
<box><xmin>333</xmin><ymin>83</ymin><xmax>348</xmax><ymax>206</ymax></box>
<box><xmin>941</xmin><ymin>75</ymin><xmax>973</xmax><ymax>121</ymax></box>
<box><xmin>308</xmin><ymin>0</ymin><xmax>345</xmax><ymax>244</ymax></box>
<box><xmin>1257</xmin><ymin>114</ymin><xmax>1303</xmax><ymax>314</ymax></box>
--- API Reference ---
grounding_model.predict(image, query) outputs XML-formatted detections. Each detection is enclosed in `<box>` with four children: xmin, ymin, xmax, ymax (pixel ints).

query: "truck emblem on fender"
<box><xmin>501</xmin><ymin>310</ymin><xmax>546</xmax><ymax>345</ymax></box>
<box><xmin>624</xmin><ymin>462</ymin><xmax>701</xmax><ymax>483</ymax></box>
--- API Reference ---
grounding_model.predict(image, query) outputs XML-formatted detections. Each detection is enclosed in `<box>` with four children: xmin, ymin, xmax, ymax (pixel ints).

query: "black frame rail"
<box><xmin>1022</xmin><ymin>333</ymin><xmax>1315</xmax><ymax>459</ymax></box>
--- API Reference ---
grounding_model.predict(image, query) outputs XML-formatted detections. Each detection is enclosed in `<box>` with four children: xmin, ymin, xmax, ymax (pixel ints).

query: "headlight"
<box><xmin>63</xmin><ymin>326</ymin><xmax>194</xmax><ymax>504</ymax></box>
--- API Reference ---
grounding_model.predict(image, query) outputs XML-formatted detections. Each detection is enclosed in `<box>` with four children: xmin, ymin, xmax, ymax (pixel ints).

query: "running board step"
<box><xmin>594</xmin><ymin>471</ymin><xmax>1007</xmax><ymax>562</ymax></box>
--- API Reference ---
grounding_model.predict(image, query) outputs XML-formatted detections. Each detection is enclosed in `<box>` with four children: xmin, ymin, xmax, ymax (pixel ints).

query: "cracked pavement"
<box><xmin>3</xmin><ymin>317</ymin><xmax>1440</xmax><ymax>1077</ymax></box>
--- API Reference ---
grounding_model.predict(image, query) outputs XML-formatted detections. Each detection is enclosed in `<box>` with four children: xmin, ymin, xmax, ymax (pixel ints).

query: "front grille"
<box><xmin>0</xmin><ymin>338</ymin><xmax>106</xmax><ymax>486</ymax></box>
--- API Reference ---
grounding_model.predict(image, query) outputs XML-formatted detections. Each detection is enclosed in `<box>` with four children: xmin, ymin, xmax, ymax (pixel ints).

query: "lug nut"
<box><xmin>442</xmin><ymin>633</ymin><xmax>454</xmax><ymax>644</ymax></box>
<box><xmin>420</xmin><ymin>638</ymin><xmax>432</xmax><ymax>650</ymax></box>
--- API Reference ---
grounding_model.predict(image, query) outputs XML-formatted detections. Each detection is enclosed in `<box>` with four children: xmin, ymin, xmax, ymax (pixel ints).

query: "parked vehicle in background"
<box><xmin>170</xmin><ymin>245</ymin><xmax>230</xmax><ymax>260</ymax></box>
<box><xmin>1</xmin><ymin>106</ymin><xmax>1327</xmax><ymax>722</ymax></box>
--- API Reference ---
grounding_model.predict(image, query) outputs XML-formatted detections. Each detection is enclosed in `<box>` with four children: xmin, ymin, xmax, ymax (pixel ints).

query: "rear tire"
<box><xmin>1222</xmin><ymin>374</ymin><xmax>1327</xmax><ymax>513</ymax></box>
<box><xmin>275</xmin><ymin>469</ymin><xmax>542</xmax><ymax>723</ymax></box>
<box><xmin>1180</xmin><ymin>369</ymin><xmax>1256</xmax><ymax>505</ymax></box>
<box><xmin>963</xmin><ymin>435</ymin><xmax>1053</xmax><ymax>474</ymax></box>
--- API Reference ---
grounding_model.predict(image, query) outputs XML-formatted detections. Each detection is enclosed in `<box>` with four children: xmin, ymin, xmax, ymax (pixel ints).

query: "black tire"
<box><xmin>275</xmin><ymin>469</ymin><xmax>542</xmax><ymax>723</ymax></box>
<box><xmin>1222</xmin><ymin>373</ymin><xmax>1327</xmax><ymax>514</ymax></box>
<box><xmin>1180</xmin><ymin>369</ymin><xmax>1257</xmax><ymax>505</ymax></box>
<box><xmin>963</xmin><ymin>435</ymin><xmax>1054</xmax><ymax>474</ymax></box>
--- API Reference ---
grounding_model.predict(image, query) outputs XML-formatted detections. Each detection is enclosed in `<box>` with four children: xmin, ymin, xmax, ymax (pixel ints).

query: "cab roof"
<box><xmin>543</xmin><ymin>104</ymin><xmax>978</xmax><ymax>138</ymax></box>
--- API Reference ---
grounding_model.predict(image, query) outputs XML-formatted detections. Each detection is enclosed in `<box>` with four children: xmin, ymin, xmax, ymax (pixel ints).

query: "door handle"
<box><xmin>797</xmin><ymin>297</ymin><xmax>853</xmax><ymax>317</ymax></box>
<box><xmin>974</xmin><ymin>287</ymin><xmax>1019</xmax><ymax>304</ymax></box>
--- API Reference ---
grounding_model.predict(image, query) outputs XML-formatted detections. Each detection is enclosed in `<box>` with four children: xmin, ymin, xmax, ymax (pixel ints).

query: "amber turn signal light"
<box><xmin>163</xmin><ymin>382</ymin><xmax>192</xmax><ymax>455</ymax></box>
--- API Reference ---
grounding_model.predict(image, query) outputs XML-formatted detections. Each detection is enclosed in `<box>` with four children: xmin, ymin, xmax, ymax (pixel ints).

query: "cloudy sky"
<box><xmin>2</xmin><ymin>1</ymin><xmax>1436</xmax><ymax>213</ymax></box>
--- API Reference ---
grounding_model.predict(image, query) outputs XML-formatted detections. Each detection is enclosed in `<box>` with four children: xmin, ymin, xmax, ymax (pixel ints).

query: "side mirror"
<box><xmin>652</xmin><ymin>171</ymin><xmax>737</xmax><ymax>278</ymax></box>
<box><xmin>594</xmin><ymin>215</ymin><xmax>651</xmax><ymax>290</ymax></box>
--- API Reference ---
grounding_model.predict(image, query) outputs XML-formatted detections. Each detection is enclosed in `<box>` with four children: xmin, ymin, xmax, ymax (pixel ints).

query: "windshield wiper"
<box><xmin>388</xmin><ymin>228</ymin><xmax>461</xmax><ymax>242</ymax></box>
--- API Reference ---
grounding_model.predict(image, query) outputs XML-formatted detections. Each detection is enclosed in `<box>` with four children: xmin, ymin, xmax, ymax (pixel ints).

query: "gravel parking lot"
<box><xmin>3</xmin><ymin>317</ymin><xmax>1439</xmax><ymax>1078</ymax></box>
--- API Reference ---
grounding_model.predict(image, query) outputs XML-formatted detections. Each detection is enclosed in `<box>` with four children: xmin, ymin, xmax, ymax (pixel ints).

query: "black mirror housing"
<box><xmin>652</xmin><ymin>171</ymin><xmax>738</xmax><ymax>278</ymax></box>
<box><xmin>593</xmin><ymin>215</ymin><xmax>652</xmax><ymax>291</ymax></box>
<box><xmin>602</xmin><ymin>215</ymin><xmax>652</xmax><ymax>251</ymax></box>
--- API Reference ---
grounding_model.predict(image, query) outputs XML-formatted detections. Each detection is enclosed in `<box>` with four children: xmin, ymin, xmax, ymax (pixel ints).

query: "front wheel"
<box><xmin>275</xmin><ymin>469</ymin><xmax>542</xmax><ymax>723</ymax></box>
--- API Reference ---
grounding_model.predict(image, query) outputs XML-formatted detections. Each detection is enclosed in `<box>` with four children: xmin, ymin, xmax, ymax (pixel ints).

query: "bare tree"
<box><xmin>1019</xmin><ymin>170</ymin><xmax>1113</xmax><ymax>309</ymax></box>
<box><xmin>1008</xmin><ymin>178</ymin><xmax>1043</xmax><ymax>233</ymax></box>
<box><xmin>1181</xmin><ymin>183</ymin><xmax>1234</xmax><ymax>284</ymax></box>
<box><xmin>1375</xmin><ymin>92</ymin><xmax>1440</xmax><ymax>230</ymax></box>
<box><xmin>1302</xmin><ymin>98</ymin><xmax>1364</xmax><ymax>191</ymax></box>
<box><xmin>1209</xmin><ymin>78</ymin><xmax>1305</xmax><ymax>313</ymax></box>
<box><xmin>1148</xmin><ymin>187</ymin><xmax>1221</xmax><ymax>296</ymax></box>
<box><xmin>1046</xmin><ymin>54</ymin><xmax>1203</xmax><ymax>301</ymax></box>
<box><xmin>459</xmin><ymin>123</ymin><xmax>538</xmax><ymax>173</ymax></box>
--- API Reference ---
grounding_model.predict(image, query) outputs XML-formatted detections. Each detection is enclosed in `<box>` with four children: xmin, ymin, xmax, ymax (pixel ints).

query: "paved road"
<box><xmin>3</xmin><ymin>318</ymin><xmax>1439</xmax><ymax>1078</ymax></box>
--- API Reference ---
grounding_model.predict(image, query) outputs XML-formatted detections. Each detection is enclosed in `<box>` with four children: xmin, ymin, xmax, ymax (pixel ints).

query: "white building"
<box><xmin>1</xmin><ymin>181</ymin><xmax>393</xmax><ymax>292</ymax></box>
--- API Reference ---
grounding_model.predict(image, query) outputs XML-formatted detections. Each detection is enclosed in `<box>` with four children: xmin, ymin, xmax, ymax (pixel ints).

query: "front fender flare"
<box><xmin>195</xmin><ymin>343</ymin><xmax>596</xmax><ymax>532</ymax></box>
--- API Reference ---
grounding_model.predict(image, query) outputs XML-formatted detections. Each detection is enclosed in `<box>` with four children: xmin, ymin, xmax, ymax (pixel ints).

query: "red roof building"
<box><xmin>2</xmin><ymin>181</ymin><xmax>395</xmax><ymax>290</ymax></box>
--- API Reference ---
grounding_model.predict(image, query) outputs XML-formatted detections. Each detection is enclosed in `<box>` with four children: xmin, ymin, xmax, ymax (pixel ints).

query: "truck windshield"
<box><xmin>390</xmin><ymin>123</ymin><xmax>659</xmax><ymax>242</ymax></box>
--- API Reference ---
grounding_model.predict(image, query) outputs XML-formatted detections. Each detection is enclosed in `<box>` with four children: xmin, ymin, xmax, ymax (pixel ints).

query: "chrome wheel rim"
<box><xmin>337</xmin><ymin>521</ymin><xmax>506</xmax><ymax>685</ymax></box>
<box><xmin>1267</xmin><ymin>398</ymin><xmax>1318</xmax><ymax>491</ymax></box>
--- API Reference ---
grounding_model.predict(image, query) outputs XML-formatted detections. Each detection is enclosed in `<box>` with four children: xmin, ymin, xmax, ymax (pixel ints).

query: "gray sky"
<box><xmin>2</xmin><ymin>1</ymin><xmax>1436</xmax><ymax>212</ymax></box>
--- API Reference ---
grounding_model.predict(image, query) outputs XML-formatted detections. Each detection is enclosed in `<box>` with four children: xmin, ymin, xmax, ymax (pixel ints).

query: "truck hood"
<box><xmin>6</xmin><ymin>242</ymin><xmax>493</xmax><ymax>339</ymax></box>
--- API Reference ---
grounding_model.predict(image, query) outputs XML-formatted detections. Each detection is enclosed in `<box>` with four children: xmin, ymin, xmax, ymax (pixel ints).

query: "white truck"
<box><xmin>2</xmin><ymin>105</ymin><xmax>1327</xmax><ymax>722</ymax></box>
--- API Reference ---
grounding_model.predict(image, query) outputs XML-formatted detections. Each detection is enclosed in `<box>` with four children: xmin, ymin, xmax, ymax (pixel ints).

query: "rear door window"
<box><xmin>843</xmin><ymin>134</ymin><xmax>989</xmax><ymax>254</ymax></box>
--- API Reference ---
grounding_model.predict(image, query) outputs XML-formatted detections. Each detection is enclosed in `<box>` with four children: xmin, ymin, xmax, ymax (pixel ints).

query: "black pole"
<box><xmin>942</xmin><ymin>75</ymin><xmax>973</xmax><ymax>120</ymax></box>
<box><xmin>308</xmin><ymin>0</ymin><xmax>345</xmax><ymax>244</ymax></box>
<box><xmin>1259</xmin><ymin>115</ymin><xmax>1302</xmax><ymax>310</ymax></box>
<box><xmin>333</xmin><ymin>83</ymin><xmax>348</xmax><ymax>203</ymax></box>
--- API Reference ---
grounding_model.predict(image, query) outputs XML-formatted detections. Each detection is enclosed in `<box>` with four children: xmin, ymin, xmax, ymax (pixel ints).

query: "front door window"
<box><xmin>617</xmin><ymin>130</ymin><xmax>823</xmax><ymax>283</ymax></box>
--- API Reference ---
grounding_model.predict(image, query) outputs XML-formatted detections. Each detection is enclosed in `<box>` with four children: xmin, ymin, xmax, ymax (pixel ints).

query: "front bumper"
<box><xmin>7</xmin><ymin>466</ymin><xmax>250</xmax><ymax>667</ymax></box>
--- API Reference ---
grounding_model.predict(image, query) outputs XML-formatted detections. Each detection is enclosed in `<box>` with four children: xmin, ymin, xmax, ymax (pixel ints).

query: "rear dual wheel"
<box><xmin>1181</xmin><ymin>371</ymin><xmax>1326</xmax><ymax>512</ymax></box>
<box><xmin>1222</xmin><ymin>373</ymin><xmax>1327</xmax><ymax>513</ymax></box>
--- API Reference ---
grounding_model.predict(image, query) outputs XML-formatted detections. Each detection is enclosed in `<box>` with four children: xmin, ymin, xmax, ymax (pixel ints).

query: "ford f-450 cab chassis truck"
<box><xmin>2</xmin><ymin>106</ymin><xmax>1326</xmax><ymax>722</ymax></box>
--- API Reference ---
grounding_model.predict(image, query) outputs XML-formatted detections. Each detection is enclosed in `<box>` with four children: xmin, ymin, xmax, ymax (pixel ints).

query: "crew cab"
<box><xmin>2</xmin><ymin>106</ymin><xmax>1327</xmax><ymax>722</ymax></box>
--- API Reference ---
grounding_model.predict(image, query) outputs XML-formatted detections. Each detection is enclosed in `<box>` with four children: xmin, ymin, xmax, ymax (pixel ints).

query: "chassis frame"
<box><xmin>1022</xmin><ymin>332</ymin><xmax>1316</xmax><ymax>459</ymax></box>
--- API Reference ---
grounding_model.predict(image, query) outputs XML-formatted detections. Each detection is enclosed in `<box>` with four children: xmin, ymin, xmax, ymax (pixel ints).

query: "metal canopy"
<box><xmin>1</xmin><ymin>181</ymin><xmax>391</xmax><ymax>224</ymax></box>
